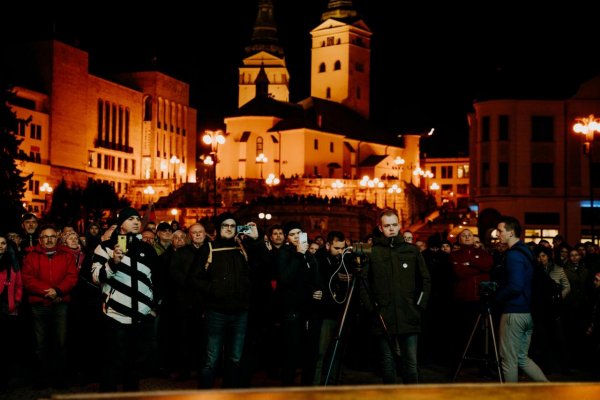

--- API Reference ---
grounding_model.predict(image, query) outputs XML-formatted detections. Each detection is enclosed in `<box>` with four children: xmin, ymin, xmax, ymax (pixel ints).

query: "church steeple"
<box><xmin>321</xmin><ymin>0</ymin><xmax>357</xmax><ymax>21</ymax></box>
<box><xmin>245</xmin><ymin>0</ymin><xmax>284</xmax><ymax>58</ymax></box>
<box><xmin>255</xmin><ymin>63</ymin><xmax>270</xmax><ymax>98</ymax></box>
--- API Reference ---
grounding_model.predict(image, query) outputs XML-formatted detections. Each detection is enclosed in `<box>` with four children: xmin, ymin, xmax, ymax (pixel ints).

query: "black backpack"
<box><xmin>508</xmin><ymin>246</ymin><xmax>562</xmax><ymax>317</ymax></box>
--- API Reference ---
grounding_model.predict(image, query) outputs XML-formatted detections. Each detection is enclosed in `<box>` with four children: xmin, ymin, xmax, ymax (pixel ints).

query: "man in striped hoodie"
<box><xmin>92</xmin><ymin>207</ymin><xmax>160</xmax><ymax>392</ymax></box>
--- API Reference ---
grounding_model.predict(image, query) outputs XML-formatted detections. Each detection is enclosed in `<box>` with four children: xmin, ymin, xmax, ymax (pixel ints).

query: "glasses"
<box><xmin>40</xmin><ymin>235</ymin><xmax>57</xmax><ymax>240</ymax></box>
<box><xmin>221</xmin><ymin>224</ymin><xmax>236</xmax><ymax>229</ymax></box>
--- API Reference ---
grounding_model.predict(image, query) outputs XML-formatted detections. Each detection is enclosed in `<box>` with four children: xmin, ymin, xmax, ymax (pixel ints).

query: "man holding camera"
<box><xmin>495</xmin><ymin>216</ymin><xmax>548</xmax><ymax>382</ymax></box>
<box><xmin>363</xmin><ymin>209</ymin><xmax>430</xmax><ymax>384</ymax></box>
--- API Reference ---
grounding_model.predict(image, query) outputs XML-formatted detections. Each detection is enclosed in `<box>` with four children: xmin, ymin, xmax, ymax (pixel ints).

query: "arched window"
<box><xmin>319</xmin><ymin>63</ymin><xmax>326</xmax><ymax>73</ymax></box>
<box><xmin>334</xmin><ymin>60</ymin><xmax>341</xmax><ymax>71</ymax></box>
<box><xmin>256</xmin><ymin>136</ymin><xmax>264</xmax><ymax>153</ymax></box>
<box><xmin>326</xmin><ymin>88</ymin><xmax>331</xmax><ymax>99</ymax></box>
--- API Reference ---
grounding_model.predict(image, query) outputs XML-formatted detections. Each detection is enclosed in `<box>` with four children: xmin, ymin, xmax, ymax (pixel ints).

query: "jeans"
<box><xmin>314</xmin><ymin>318</ymin><xmax>338</xmax><ymax>385</ymax></box>
<box><xmin>31</xmin><ymin>303</ymin><xmax>68</xmax><ymax>383</ymax></box>
<box><xmin>199</xmin><ymin>310</ymin><xmax>248</xmax><ymax>388</ymax></box>
<box><xmin>499</xmin><ymin>313</ymin><xmax>548</xmax><ymax>382</ymax></box>
<box><xmin>378</xmin><ymin>333</ymin><xmax>418</xmax><ymax>384</ymax></box>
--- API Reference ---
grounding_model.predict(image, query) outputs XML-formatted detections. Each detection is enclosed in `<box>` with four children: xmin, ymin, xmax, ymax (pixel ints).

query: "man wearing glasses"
<box><xmin>197</xmin><ymin>212</ymin><xmax>258</xmax><ymax>388</ymax></box>
<box><xmin>22</xmin><ymin>224</ymin><xmax>79</xmax><ymax>389</ymax></box>
<box><xmin>361</xmin><ymin>209</ymin><xmax>430</xmax><ymax>384</ymax></box>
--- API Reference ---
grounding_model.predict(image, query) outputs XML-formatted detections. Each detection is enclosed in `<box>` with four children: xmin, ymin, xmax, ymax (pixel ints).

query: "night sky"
<box><xmin>2</xmin><ymin>1</ymin><xmax>600</xmax><ymax>157</ymax></box>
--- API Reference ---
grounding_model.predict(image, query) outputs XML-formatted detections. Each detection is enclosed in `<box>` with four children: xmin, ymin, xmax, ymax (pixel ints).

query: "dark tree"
<box><xmin>82</xmin><ymin>179</ymin><xmax>129</xmax><ymax>222</ymax></box>
<box><xmin>46</xmin><ymin>178</ymin><xmax>83</xmax><ymax>228</ymax></box>
<box><xmin>0</xmin><ymin>83</ymin><xmax>31</xmax><ymax>231</ymax></box>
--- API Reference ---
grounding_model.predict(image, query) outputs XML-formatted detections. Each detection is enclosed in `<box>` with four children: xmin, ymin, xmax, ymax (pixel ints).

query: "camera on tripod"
<box><xmin>348</xmin><ymin>242</ymin><xmax>371</xmax><ymax>269</ymax></box>
<box><xmin>478</xmin><ymin>280</ymin><xmax>498</xmax><ymax>297</ymax></box>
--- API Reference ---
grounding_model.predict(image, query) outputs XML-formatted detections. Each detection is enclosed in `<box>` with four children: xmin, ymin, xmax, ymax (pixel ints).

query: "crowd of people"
<box><xmin>1</xmin><ymin>208</ymin><xmax>599</xmax><ymax>394</ymax></box>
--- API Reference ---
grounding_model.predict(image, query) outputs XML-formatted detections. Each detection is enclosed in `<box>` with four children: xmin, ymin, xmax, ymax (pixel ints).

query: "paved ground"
<box><xmin>3</xmin><ymin>361</ymin><xmax>596</xmax><ymax>400</ymax></box>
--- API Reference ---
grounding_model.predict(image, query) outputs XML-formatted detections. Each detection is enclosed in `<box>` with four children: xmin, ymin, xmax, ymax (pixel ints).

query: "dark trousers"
<box><xmin>99</xmin><ymin>314</ymin><xmax>154</xmax><ymax>392</ymax></box>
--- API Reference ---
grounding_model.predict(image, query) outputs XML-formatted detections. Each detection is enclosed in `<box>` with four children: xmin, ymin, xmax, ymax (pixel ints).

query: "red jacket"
<box><xmin>449</xmin><ymin>245</ymin><xmax>493</xmax><ymax>302</ymax></box>
<box><xmin>22</xmin><ymin>244</ymin><xmax>79</xmax><ymax>305</ymax></box>
<box><xmin>0</xmin><ymin>267</ymin><xmax>22</xmax><ymax>314</ymax></box>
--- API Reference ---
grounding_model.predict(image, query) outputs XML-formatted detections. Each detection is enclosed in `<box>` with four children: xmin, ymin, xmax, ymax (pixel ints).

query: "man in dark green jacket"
<box><xmin>363</xmin><ymin>209</ymin><xmax>431</xmax><ymax>384</ymax></box>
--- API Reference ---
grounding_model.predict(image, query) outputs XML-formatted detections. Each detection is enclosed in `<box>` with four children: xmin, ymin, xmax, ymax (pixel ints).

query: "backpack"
<box><xmin>508</xmin><ymin>246</ymin><xmax>562</xmax><ymax>317</ymax></box>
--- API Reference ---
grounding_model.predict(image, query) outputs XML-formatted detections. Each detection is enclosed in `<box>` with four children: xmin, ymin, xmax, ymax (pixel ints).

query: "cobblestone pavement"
<box><xmin>3</xmin><ymin>362</ymin><xmax>596</xmax><ymax>400</ymax></box>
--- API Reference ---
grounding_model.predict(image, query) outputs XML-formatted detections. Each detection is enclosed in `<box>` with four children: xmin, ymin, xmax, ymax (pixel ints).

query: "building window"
<box><xmin>441</xmin><ymin>166</ymin><xmax>453</xmax><ymax>179</ymax></box>
<box><xmin>498</xmin><ymin>162</ymin><xmax>509</xmax><ymax>187</ymax></box>
<box><xmin>531</xmin><ymin>163</ymin><xmax>554</xmax><ymax>187</ymax></box>
<box><xmin>481</xmin><ymin>116</ymin><xmax>490</xmax><ymax>142</ymax></box>
<box><xmin>524</xmin><ymin>227</ymin><xmax>559</xmax><ymax>243</ymax></box>
<box><xmin>457</xmin><ymin>164</ymin><xmax>469</xmax><ymax>178</ymax></box>
<box><xmin>334</xmin><ymin>60</ymin><xmax>341</xmax><ymax>70</ymax></box>
<box><xmin>256</xmin><ymin>136</ymin><xmax>264</xmax><ymax>153</ymax></box>
<box><xmin>482</xmin><ymin>163</ymin><xmax>490</xmax><ymax>187</ymax></box>
<box><xmin>319</xmin><ymin>63</ymin><xmax>326</xmax><ymax>73</ymax></box>
<box><xmin>499</xmin><ymin>115</ymin><xmax>509</xmax><ymax>141</ymax></box>
<box><xmin>531</xmin><ymin>116</ymin><xmax>554</xmax><ymax>142</ymax></box>
<box><xmin>326</xmin><ymin>87</ymin><xmax>331</xmax><ymax>99</ymax></box>
<box><xmin>327</xmin><ymin>37</ymin><xmax>334</xmax><ymax>46</ymax></box>
<box><xmin>143</xmin><ymin>96</ymin><xmax>152</xmax><ymax>121</ymax></box>
<box><xmin>330</xmin><ymin>142</ymin><xmax>334</xmax><ymax>152</ymax></box>
<box><xmin>457</xmin><ymin>184</ymin><xmax>468</xmax><ymax>195</ymax></box>
<box><xmin>314</xmin><ymin>139</ymin><xmax>319</xmax><ymax>150</ymax></box>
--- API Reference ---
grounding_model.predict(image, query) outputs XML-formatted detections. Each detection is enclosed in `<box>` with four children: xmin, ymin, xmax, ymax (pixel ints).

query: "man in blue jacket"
<box><xmin>495</xmin><ymin>216</ymin><xmax>548</xmax><ymax>382</ymax></box>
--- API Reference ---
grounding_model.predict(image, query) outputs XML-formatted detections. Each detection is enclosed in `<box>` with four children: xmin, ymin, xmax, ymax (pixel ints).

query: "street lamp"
<box><xmin>258</xmin><ymin>212</ymin><xmax>272</xmax><ymax>232</ymax></box>
<box><xmin>394</xmin><ymin>156</ymin><xmax>405</xmax><ymax>180</ymax></box>
<box><xmin>256</xmin><ymin>153</ymin><xmax>268</xmax><ymax>178</ymax></box>
<box><xmin>203</xmin><ymin>130</ymin><xmax>226</xmax><ymax>218</ymax></box>
<box><xmin>573</xmin><ymin>114</ymin><xmax>600</xmax><ymax>243</ymax></box>
<box><xmin>387</xmin><ymin>183</ymin><xmax>402</xmax><ymax>210</ymax></box>
<box><xmin>40</xmin><ymin>182</ymin><xmax>53</xmax><ymax>216</ymax></box>
<box><xmin>265</xmin><ymin>173</ymin><xmax>280</xmax><ymax>196</ymax></box>
<box><xmin>169</xmin><ymin>155</ymin><xmax>180</xmax><ymax>189</ymax></box>
<box><xmin>143</xmin><ymin>185</ymin><xmax>155</xmax><ymax>204</ymax></box>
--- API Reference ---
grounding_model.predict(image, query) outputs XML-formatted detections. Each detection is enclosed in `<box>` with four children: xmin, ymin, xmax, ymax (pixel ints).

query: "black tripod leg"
<box><xmin>486</xmin><ymin>312</ymin><xmax>503</xmax><ymax>383</ymax></box>
<box><xmin>323</xmin><ymin>273</ymin><xmax>357</xmax><ymax>386</ymax></box>
<box><xmin>452</xmin><ymin>313</ymin><xmax>482</xmax><ymax>382</ymax></box>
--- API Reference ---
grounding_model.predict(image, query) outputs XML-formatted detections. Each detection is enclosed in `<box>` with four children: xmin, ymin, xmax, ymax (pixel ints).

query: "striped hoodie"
<box><xmin>91</xmin><ymin>232</ymin><xmax>159</xmax><ymax>324</ymax></box>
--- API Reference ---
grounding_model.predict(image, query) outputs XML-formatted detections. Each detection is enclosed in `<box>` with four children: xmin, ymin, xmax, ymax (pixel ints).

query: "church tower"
<box><xmin>310</xmin><ymin>0</ymin><xmax>372</xmax><ymax>119</ymax></box>
<box><xmin>238</xmin><ymin>0</ymin><xmax>290</xmax><ymax>107</ymax></box>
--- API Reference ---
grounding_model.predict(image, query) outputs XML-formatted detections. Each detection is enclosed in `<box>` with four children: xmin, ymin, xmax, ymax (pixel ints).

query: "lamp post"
<box><xmin>169</xmin><ymin>155</ymin><xmax>180</xmax><ymax>190</ymax></box>
<box><xmin>203</xmin><ymin>130</ymin><xmax>226</xmax><ymax>218</ymax></box>
<box><xmin>40</xmin><ymin>182</ymin><xmax>53</xmax><ymax>216</ymax></box>
<box><xmin>258</xmin><ymin>212</ymin><xmax>272</xmax><ymax>232</ymax></box>
<box><xmin>265</xmin><ymin>173</ymin><xmax>280</xmax><ymax>196</ymax></box>
<box><xmin>387</xmin><ymin>183</ymin><xmax>402</xmax><ymax>210</ymax></box>
<box><xmin>394</xmin><ymin>156</ymin><xmax>405</xmax><ymax>180</ymax></box>
<box><xmin>143</xmin><ymin>185</ymin><xmax>155</xmax><ymax>204</ymax></box>
<box><xmin>573</xmin><ymin>114</ymin><xmax>600</xmax><ymax>243</ymax></box>
<box><xmin>256</xmin><ymin>153</ymin><xmax>268</xmax><ymax>178</ymax></box>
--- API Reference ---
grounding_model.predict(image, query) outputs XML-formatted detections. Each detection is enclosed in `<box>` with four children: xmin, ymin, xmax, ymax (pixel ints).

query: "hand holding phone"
<box><xmin>117</xmin><ymin>234</ymin><xmax>127</xmax><ymax>253</ymax></box>
<box><xmin>299</xmin><ymin>232</ymin><xmax>308</xmax><ymax>245</ymax></box>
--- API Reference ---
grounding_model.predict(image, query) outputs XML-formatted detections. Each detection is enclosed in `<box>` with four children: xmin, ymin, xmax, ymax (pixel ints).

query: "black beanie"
<box><xmin>283</xmin><ymin>221</ymin><xmax>303</xmax><ymax>236</ymax></box>
<box><xmin>117</xmin><ymin>207</ymin><xmax>140</xmax><ymax>227</ymax></box>
<box><xmin>216</xmin><ymin>212</ymin><xmax>236</xmax><ymax>228</ymax></box>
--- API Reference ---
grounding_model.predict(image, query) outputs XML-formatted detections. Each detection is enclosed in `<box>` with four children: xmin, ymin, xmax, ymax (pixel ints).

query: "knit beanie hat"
<box><xmin>283</xmin><ymin>221</ymin><xmax>303</xmax><ymax>236</ymax></box>
<box><xmin>117</xmin><ymin>207</ymin><xmax>140</xmax><ymax>227</ymax></box>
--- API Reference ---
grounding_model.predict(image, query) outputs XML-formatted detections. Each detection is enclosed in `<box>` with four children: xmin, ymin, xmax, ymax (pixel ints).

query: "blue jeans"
<box><xmin>378</xmin><ymin>333</ymin><xmax>418</xmax><ymax>384</ymax></box>
<box><xmin>31</xmin><ymin>303</ymin><xmax>68</xmax><ymax>382</ymax></box>
<box><xmin>199</xmin><ymin>310</ymin><xmax>248</xmax><ymax>388</ymax></box>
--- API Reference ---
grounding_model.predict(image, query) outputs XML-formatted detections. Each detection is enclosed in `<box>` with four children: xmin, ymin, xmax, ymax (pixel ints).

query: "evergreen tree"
<box><xmin>0</xmin><ymin>83</ymin><xmax>31</xmax><ymax>231</ymax></box>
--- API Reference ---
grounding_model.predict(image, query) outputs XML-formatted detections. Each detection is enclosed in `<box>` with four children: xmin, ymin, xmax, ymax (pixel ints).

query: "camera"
<box><xmin>479</xmin><ymin>280</ymin><xmax>498</xmax><ymax>296</ymax></box>
<box><xmin>351</xmin><ymin>242</ymin><xmax>372</xmax><ymax>256</ymax></box>
<box><xmin>236</xmin><ymin>225</ymin><xmax>253</xmax><ymax>235</ymax></box>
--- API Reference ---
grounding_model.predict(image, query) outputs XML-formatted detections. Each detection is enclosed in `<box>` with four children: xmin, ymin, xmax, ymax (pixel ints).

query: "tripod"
<box><xmin>323</xmin><ymin>255</ymin><xmax>390</xmax><ymax>386</ymax></box>
<box><xmin>452</xmin><ymin>295</ymin><xmax>503</xmax><ymax>383</ymax></box>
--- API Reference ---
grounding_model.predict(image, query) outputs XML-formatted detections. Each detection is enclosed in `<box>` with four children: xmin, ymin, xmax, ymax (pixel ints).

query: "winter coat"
<box><xmin>0</xmin><ymin>260</ymin><xmax>22</xmax><ymax>315</ymax></box>
<box><xmin>364</xmin><ymin>235</ymin><xmax>431</xmax><ymax>335</ymax></box>
<box><xmin>22</xmin><ymin>244</ymin><xmax>79</xmax><ymax>305</ymax></box>
<box><xmin>449</xmin><ymin>245</ymin><xmax>493</xmax><ymax>302</ymax></box>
